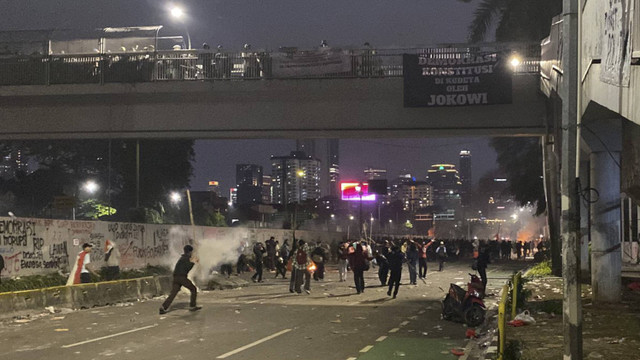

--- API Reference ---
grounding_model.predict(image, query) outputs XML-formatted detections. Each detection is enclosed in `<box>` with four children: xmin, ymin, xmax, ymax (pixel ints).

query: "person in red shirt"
<box><xmin>419</xmin><ymin>239</ymin><xmax>435</xmax><ymax>279</ymax></box>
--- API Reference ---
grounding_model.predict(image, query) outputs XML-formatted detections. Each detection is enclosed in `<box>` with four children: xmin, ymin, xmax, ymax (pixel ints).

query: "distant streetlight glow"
<box><xmin>84</xmin><ymin>180</ymin><xmax>99</xmax><ymax>194</ymax></box>
<box><xmin>296</xmin><ymin>170</ymin><xmax>305</xmax><ymax>177</ymax></box>
<box><xmin>168</xmin><ymin>5</ymin><xmax>191</xmax><ymax>49</ymax></box>
<box><xmin>170</xmin><ymin>192</ymin><xmax>182</xmax><ymax>204</ymax></box>
<box><xmin>349</xmin><ymin>215</ymin><xmax>354</xmax><ymax>220</ymax></box>
<box><xmin>170</xmin><ymin>6</ymin><xmax>184</xmax><ymax>19</ymax></box>
<box><xmin>510</xmin><ymin>55</ymin><xmax>522</xmax><ymax>68</ymax></box>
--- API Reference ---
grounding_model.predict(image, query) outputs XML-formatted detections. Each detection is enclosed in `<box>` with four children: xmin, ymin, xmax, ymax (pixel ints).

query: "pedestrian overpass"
<box><xmin>0</xmin><ymin>42</ymin><xmax>544</xmax><ymax>140</ymax></box>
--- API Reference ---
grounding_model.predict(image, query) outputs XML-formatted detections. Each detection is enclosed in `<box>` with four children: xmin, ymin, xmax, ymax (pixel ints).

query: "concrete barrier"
<box><xmin>0</xmin><ymin>275</ymin><xmax>172</xmax><ymax>318</ymax></box>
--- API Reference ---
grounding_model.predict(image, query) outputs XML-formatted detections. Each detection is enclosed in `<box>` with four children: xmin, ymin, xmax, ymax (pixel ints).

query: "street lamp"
<box><xmin>169</xmin><ymin>5</ymin><xmax>191</xmax><ymax>49</ymax></box>
<box><xmin>170</xmin><ymin>191</ymin><xmax>182</xmax><ymax>204</ymax></box>
<box><xmin>355</xmin><ymin>183</ymin><xmax>363</xmax><ymax>238</ymax></box>
<box><xmin>292</xmin><ymin>170</ymin><xmax>305</xmax><ymax>235</ymax></box>
<box><xmin>83</xmin><ymin>180</ymin><xmax>99</xmax><ymax>194</ymax></box>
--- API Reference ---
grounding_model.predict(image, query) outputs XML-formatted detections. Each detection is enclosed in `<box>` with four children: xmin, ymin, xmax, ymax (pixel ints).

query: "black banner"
<box><xmin>403</xmin><ymin>52</ymin><xmax>512</xmax><ymax>107</ymax></box>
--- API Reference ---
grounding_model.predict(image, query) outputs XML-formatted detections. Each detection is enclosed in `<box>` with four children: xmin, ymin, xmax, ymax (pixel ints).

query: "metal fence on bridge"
<box><xmin>0</xmin><ymin>43</ymin><xmax>540</xmax><ymax>86</ymax></box>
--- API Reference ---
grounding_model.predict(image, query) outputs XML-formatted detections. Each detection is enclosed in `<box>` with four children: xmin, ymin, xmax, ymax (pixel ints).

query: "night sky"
<box><xmin>1</xmin><ymin>0</ymin><xmax>499</xmax><ymax>194</ymax></box>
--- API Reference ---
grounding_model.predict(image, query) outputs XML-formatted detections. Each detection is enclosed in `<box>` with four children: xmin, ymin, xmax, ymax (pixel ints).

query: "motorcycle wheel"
<box><xmin>464</xmin><ymin>304</ymin><xmax>485</xmax><ymax>327</ymax></box>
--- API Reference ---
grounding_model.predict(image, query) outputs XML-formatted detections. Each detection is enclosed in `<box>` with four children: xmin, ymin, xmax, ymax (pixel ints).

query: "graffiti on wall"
<box><xmin>0</xmin><ymin>216</ymin><xmax>344</xmax><ymax>278</ymax></box>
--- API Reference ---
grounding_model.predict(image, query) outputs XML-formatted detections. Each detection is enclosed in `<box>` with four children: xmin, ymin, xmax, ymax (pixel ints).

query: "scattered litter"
<box><xmin>14</xmin><ymin>319</ymin><xmax>31</xmax><ymax>324</ymax></box>
<box><xmin>587</xmin><ymin>352</ymin><xmax>604</xmax><ymax>359</ymax></box>
<box><xmin>134</xmin><ymin>312</ymin><xmax>139</xmax><ymax>315</ymax></box>
<box><xmin>330</xmin><ymin>319</ymin><xmax>342</xmax><ymax>323</ymax></box>
<box><xmin>627</xmin><ymin>282</ymin><xmax>640</xmax><ymax>291</ymax></box>
<box><xmin>421</xmin><ymin>332</ymin><xmax>429</xmax><ymax>336</ymax></box>
<box><xmin>54</xmin><ymin>328</ymin><xmax>69</xmax><ymax>332</ymax></box>
<box><xmin>608</xmin><ymin>338</ymin><xmax>625</xmax><ymax>344</ymax></box>
<box><xmin>465</xmin><ymin>329</ymin><xmax>477</xmax><ymax>338</ymax></box>
<box><xmin>234</xmin><ymin>310</ymin><xmax>241</xmax><ymax>314</ymax></box>
<box><xmin>507</xmin><ymin>320</ymin><xmax>526</xmax><ymax>327</ymax></box>
<box><xmin>451</xmin><ymin>348</ymin><xmax>465</xmax><ymax>356</ymax></box>
<box><xmin>45</xmin><ymin>306</ymin><xmax>56</xmax><ymax>314</ymax></box>
<box><xmin>393</xmin><ymin>351</ymin><xmax>406</xmax><ymax>357</ymax></box>
<box><xmin>353</xmin><ymin>317</ymin><xmax>366</xmax><ymax>320</ymax></box>
<box><xmin>514</xmin><ymin>310</ymin><xmax>536</xmax><ymax>324</ymax></box>
<box><xmin>407</xmin><ymin>329</ymin><xmax>415</xmax><ymax>333</ymax></box>
<box><xmin>52</xmin><ymin>317</ymin><xmax>65</xmax><ymax>320</ymax></box>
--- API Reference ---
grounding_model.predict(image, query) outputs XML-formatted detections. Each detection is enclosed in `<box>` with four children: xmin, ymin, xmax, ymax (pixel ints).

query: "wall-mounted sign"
<box><xmin>403</xmin><ymin>52</ymin><xmax>512</xmax><ymax>107</ymax></box>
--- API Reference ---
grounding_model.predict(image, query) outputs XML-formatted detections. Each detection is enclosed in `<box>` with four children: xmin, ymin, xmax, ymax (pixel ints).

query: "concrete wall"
<box><xmin>581</xmin><ymin>0</ymin><xmax>640</xmax><ymax>126</ymax></box>
<box><xmin>0</xmin><ymin>276</ymin><xmax>172</xmax><ymax>317</ymax></box>
<box><xmin>0</xmin><ymin>77</ymin><xmax>545</xmax><ymax>141</ymax></box>
<box><xmin>0</xmin><ymin>216</ymin><xmax>343</xmax><ymax>279</ymax></box>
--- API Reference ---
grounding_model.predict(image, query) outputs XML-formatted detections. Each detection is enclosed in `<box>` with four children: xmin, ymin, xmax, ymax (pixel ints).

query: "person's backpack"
<box><xmin>296</xmin><ymin>248</ymin><xmax>307</xmax><ymax>265</ymax></box>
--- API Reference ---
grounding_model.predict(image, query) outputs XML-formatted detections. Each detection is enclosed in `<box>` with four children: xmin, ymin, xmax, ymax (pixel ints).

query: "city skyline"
<box><xmin>192</xmin><ymin>137</ymin><xmax>498</xmax><ymax>199</ymax></box>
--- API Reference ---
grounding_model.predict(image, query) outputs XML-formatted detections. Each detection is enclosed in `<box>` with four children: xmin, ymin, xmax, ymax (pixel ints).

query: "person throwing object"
<box><xmin>159</xmin><ymin>245</ymin><xmax>202</xmax><ymax>314</ymax></box>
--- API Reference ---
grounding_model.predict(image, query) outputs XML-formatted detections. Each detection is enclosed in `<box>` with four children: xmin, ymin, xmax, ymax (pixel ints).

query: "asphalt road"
<box><xmin>0</xmin><ymin>260</ymin><xmax>527</xmax><ymax>360</ymax></box>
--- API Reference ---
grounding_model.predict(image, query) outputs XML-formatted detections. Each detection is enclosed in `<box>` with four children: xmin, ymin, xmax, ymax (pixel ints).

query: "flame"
<box><xmin>307</xmin><ymin>263</ymin><xmax>317</xmax><ymax>272</ymax></box>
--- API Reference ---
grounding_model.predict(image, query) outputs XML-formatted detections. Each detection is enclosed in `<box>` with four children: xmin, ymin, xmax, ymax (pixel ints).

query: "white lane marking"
<box><xmin>216</xmin><ymin>329</ymin><xmax>292</xmax><ymax>359</ymax></box>
<box><xmin>61</xmin><ymin>324</ymin><xmax>158</xmax><ymax>348</ymax></box>
<box><xmin>360</xmin><ymin>345</ymin><xmax>374</xmax><ymax>353</ymax></box>
<box><xmin>400</xmin><ymin>321</ymin><xmax>409</xmax><ymax>326</ymax></box>
<box><xmin>245</xmin><ymin>294</ymin><xmax>289</xmax><ymax>304</ymax></box>
<box><xmin>388</xmin><ymin>328</ymin><xmax>400</xmax><ymax>333</ymax></box>
<box><xmin>376</xmin><ymin>336</ymin><xmax>387</xmax><ymax>342</ymax></box>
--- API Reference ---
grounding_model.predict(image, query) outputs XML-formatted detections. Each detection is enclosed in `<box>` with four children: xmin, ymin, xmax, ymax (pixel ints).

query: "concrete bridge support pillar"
<box><xmin>579</xmin><ymin>162</ymin><xmax>590</xmax><ymax>274</ymax></box>
<box><xmin>590</xmin><ymin>150</ymin><xmax>621</xmax><ymax>303</ymax></box>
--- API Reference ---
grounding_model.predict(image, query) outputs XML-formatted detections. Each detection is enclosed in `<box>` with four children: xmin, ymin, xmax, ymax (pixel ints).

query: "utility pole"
<box><xmin>561</xmin><ymin>0</ymin><xmax>582</xmax><ymax>357</ymax></box>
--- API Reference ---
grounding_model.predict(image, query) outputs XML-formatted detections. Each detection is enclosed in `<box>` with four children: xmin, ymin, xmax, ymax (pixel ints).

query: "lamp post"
<box><xmin>355</xmin><ymin>183</ymin><xmax>363</xmax><ymax>238</ymax></box>
<box><xmin>169</xmin><ymin>190</ymin><xmax>194</xmax><ymax>226</ymax></box>
<box><xmin>292</xmin><ymin>170</ymin><xmax>305</xmax><ymax>236</ymax></box>
<box><xmin>170</xmin><ymin>5</ymin><xmax>191</xmax><ymax>49</ymax></box>
<box><xmin>74</xmin><ymin>180</ymin><xmax>99</xmax><ymax>220</ymax></box>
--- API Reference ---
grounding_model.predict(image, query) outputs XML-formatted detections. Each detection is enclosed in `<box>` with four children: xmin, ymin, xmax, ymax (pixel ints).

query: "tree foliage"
<box><xmin>465</xmin><ymin>0</ymin><xmax>562</xmax><ymax>43</ymax></box>
<box><xmin>490</xmin><ymin>137</ymin><xmax>546</xmax><ymax>215</ymax></box>
<box><xmin>0</xmin><ymin>139</ymin><xmax>194</xmax><ymax>221</ymax></box>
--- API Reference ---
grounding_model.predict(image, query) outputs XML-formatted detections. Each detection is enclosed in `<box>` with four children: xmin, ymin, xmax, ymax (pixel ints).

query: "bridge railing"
<box><xmin>0</xmin><ymin>43</ymin><xmax>540</xmax><ymax>86</ymax></box>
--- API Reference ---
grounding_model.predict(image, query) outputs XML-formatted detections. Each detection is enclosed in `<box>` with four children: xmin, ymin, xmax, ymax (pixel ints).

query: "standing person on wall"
<box><xmin>103</xmin><ymin>240</ymin><xmax>121</xmax><ymax>281</ymax></box>
<box><xmin>67</xmin><ymin>243</ymin><xmax>100</xmax><ymax>285</ymax></box>
<box><xmin>159</xmin><ymin>245</ymin><xmax>202</xmax><ymax>314</ymax></box>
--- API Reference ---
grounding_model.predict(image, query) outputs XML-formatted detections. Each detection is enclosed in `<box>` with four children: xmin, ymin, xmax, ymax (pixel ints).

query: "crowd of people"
<box><xmin>156</xmin><ymin>235</ymin><xmax>546</xmax><ymax>314</ymax></box>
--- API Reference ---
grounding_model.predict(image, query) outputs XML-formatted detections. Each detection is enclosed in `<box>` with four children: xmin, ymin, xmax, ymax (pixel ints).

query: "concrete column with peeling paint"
<box><xmin>590</xmin><ymin>151</ymin><xmax>621</xmax><ymax>303</ymax></box>
<box><xmin>579</xmin><ymin>161</ymin><xmax>590</xmax><ymax>273</ymax></box>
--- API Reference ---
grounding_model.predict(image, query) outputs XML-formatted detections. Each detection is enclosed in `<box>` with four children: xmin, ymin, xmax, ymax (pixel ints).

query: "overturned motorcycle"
<box><xmin>442</xmin><ymin>273</ymin><xmax>486</xmax><ymax>327</ymax></box>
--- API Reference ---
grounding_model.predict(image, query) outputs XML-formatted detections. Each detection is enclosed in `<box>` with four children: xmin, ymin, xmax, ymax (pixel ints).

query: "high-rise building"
<box><xmin>261</xmin><ymin>175</ymin><xmax>273</xmax><ymax>204</ymax></box>
<box><xmin>296</xmin><ymin>139</ymin><xmax>316</xmax><ymax>158</ymax></box>
<box><xmin>389</xmin><ymin>172</ymin><xmax>414</xmax><ymax>201</ymax></box>
<box><xmin>235</xmin><ymin>164</ymin><xmax>263</xmax><ymax>205</ymax></box>
<box><xmin>364</xmin><ymin>167</ymin><xmax>387</xmax><ymax>180</ymax></box>
<box><xmin>229</xmin><ymin>187</ymin><xmax>238</xmax><ymax>205</ymax></box>
<box><xmin>207</xmin><ymin>180</ymin><xmax>220</xmax><ymax>195</ymax></box>
<box><xmin>426</xmin><ymin>164</ymin><xmax>462</xmax><ymax>212</ymax></box>
<box><xmin>0</xmin><ymin>148</ymin><xmax>26</xmax><ymax>180</ymax></box>
<box><xmin>271</xmin><ymin>151</ymin><xmax>321</xmax><ymax>204</ymax></box>
<box><xmin>398</xmin><ymin>181</ymin><xmax>433</xmax><ymax>212</ymax></box>
<box><xmin>327</xmin><ymin>139</ymin><xmax>340</xmax><ymax>197</ymax></box>
<box><xmin>459</xmin><ymin>150</ymin><xmax>472</xmax><ymax>205</ymax></box>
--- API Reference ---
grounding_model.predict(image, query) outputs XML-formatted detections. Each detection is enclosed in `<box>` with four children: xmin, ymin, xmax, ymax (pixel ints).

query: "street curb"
<box><xmin>0</xmin><ymin>275</ymin><xmax>172</xmax><ymax>319</ymax></box>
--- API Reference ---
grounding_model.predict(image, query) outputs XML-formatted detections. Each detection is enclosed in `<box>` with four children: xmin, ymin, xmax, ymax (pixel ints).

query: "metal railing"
<box><xmin>497</xmin><ymin>271</ymin><xmax>523</xmax><ymax>360</ymax></box>
<box><xmin>498</xmin><ymin>284</ymin><xmax>509</xmax><ymax>360</ymax></box>
<box><xmin>0</xmin><ymin>43</ymin><xmax>540</xmax><ymax>86</ymax></box>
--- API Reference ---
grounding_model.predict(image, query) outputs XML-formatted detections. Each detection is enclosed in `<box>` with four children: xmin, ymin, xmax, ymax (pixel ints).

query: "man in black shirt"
<box><xmin>159</xmin><ymin>245</ymin><xmax>202</xmax><ymax>314</ymax></box>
